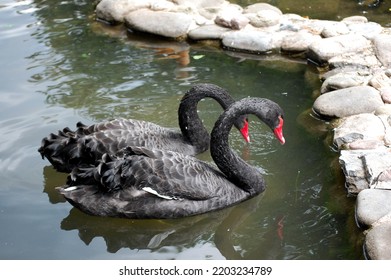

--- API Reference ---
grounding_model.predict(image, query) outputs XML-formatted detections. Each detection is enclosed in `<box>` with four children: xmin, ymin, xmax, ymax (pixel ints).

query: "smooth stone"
<box><xmin>222</xmin><ymin>30</ymin><xmax>274</xmax><ymax>53</ymax></box>
<box><xmin>96</xmin><ymin>0</ymin><xmax>151</xmax><ymax>23</ymax></box>
<box><xmin>320</xmin><ymin>72</ymin><xmax>370</xmax><ymax>93</ymax></box>
<box><xmin>281</xmin><ymin>30</ymin><xmax>321</xmax><ymax>53</ymax></box>
<box><xmin>214</xmin><ymin>4</ymin><xmax>249</xmax><ymax>30</ymax></box>
<box><xmin>373</xmin><ymin>34</ymin><xmax>391</xmax><ymax>67</ymax></box>
<box><xmin>321</xmin><ymin>21</ymin><xmax>350</xmax><ymax>38</ymax></box>
<box><xmin>348</xmin><ymin>22</ymin><xmax>383</xmax><ymax>40</ymax></box>
<box><xmin>320</xmin><ymin>67</ymin><xmax>371</xmax><ymax>81</ymax></box>
<box><xmin>364</xmin><ymin>220</ymin><xmax>391</xmax><ymax>260</ymax></box>
<box><xmin>307</xmin><ymin>34</ymin><xmax>371</xmax><ymax>65</ymax></box>
<box><xmin>375</xmin><ymin>104</ymin><xmax>391</xmax><ymax>115</ymax></box>
<box><xmin>313</xmin><ymin>86</ymin><xmax>383</xmax><ymax>118</ymax></box>
<box><xmin>356</xmin><ymin>189</ymin><xmax>391</xmax><ymax>227</ymax></box>
<box><xmin>370</xmin><ymin>71</ymin><xmax>391</xmax><ymax>90</ymax></box>
<box><xmin>174</xmin><ymin>0</ymin><xmax>226</xmax><ymax>8</ymax></box>
<box><xmin>348</xmin><ymin>139</ymin><xmax>384</xmax><ymax>150</ymax></box>
<box><xmin>328</xmin><ymin>48</ymin><xmax>382</xmax><ymax>69</ymax></box>
<box><xmin>188</xmin><ymin>24</ymin><xmax>230</xmax><ymax>40</ymax></box>
<box><xmin>243</xmin><ymin>3</ymin><xmax>282</xmax><ymax>15</ymax></box>
<box><xmin>125</xmin><ymin>10</ymin><xmax>194</xmax><ymax>39</ymax></box>
<box><xmin>380</xmin><ymin>87</ymin><xmax>391</xmax><ymax>104</ymax></box>
<box><xmin>246</xmin><ymin>9</ymin><xmax>281</xmax><ymax>28</ymax></box>
<box><xmin>342</xmin><ymin>15</ymin><xmax>368</xmax><ymax>24</ymax></box>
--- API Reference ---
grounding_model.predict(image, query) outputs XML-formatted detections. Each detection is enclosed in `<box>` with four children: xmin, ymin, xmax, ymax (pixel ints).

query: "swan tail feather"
<box><xmin>38</xmin><ymin>125</ymin><xmax>100</xmax><ymax>173</ymax></box>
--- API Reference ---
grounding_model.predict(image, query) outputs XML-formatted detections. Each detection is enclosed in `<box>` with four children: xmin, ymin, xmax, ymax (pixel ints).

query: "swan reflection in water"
<box><xmin>43</xmin><ymin>164</ymin><xmax>287</xmax><ymax>259</ymax></box>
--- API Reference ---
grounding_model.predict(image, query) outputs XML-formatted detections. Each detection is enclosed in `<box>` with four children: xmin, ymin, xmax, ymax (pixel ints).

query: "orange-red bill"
<box><xmin>240</xmin><ymin>119</ymin><xmax>250</xmax><ymax>143</ymax></box>
<box><xmin>273</xmin><ymin>116</ymin><xmax>285</xmax><ymax>145</ymax></box>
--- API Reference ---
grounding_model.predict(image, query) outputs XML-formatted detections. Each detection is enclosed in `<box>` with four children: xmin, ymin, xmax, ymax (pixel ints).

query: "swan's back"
<box><xmin>39</xmin><ymin>118</ymin><xmax>196</xmax><ymax>173</ymax></box>
<box><xmin>58</xmin><ymin>147</ymin><xmax>251</xmax><ymax>219</ymax></box>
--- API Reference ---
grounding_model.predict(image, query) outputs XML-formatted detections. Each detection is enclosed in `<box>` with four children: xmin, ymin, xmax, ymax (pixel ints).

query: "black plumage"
<box><xmin>38</xmin><ymin>83</ymin><xmax>248</xmax><ymax>173</ymax></box>
<box><xmin>57</xmin><ymin>97</ymin><xmax>285</xmax><ymax>219</ymax></box>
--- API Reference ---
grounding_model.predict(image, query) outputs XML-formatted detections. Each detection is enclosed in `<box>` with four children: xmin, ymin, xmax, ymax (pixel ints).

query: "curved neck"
<box><xmin>178</xmin><ymin>84</ymin><xmax>235</xmax><ymax>153</ymax></box>
<box><xmin>210</xmin><ymin>98</ymin><xmax>279</xmax><ymax>195</ymax></box>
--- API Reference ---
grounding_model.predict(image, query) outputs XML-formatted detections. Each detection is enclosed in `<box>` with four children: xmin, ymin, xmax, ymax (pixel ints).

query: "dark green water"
<box><xmin>2</xmin><ymin>0</ymin><xmax>388</xmax><ymax>259</ymax></box>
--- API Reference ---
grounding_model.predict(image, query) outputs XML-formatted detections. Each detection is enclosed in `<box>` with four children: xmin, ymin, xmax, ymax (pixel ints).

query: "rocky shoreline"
<box><xmin>94</xmin><ymin>0</ymin><xmax>391</xmax><ymax>259</ymax></box>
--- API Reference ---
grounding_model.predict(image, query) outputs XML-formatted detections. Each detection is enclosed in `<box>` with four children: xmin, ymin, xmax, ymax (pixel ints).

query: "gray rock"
<box><xmin>188</xmin><ymin>24</ymin><xmax>230</xmax><ymax>40</ymax></box>
<box><xmin>342</xmin><ymin>15</ymin><xmax>368</xmax><ymax>24</ymax></box>
<box><xmin>348</xmin><ymin>22</ymin><xmax>383</xmax><ymax>40</ymax></box>
<box><xmin>364</xmin><ymin>219</ymin><xmax>391</xmax><ymax>259</ymax></box>
<box><xmin>362</xmin><ymin>151</ymin><xmax>391</xmax><ymax>190</ymax></box>
<box><xmin>339</xmin><ymin>150</ymin><xmax>369</xmax><ymax>194</ymax></box>
<box><xmin>313</xmin><ymin>86</ymin><xmax>383</xmax><ymax>118</ymax></box>
<box><xmin>375</xmin><ymin>104</ymin><xmax>391</xmax><ymax>115</ymax></box>
<box><xmin>348</xmin><ymin>139</ymin><xmax>384</xmax><ymax>150</ymax></box>
<box><xmin>370</xmin><ymin>71</ymin><xmax>391</xmax><ymax>90</ymax></box>
<box><xmin>307</xmin><ymin>34</ymin><xmax>371</xmax><ymax>65</ymax></box>
<box><xmin>320</xmin><ymin>72</ymin><xmax>370</xmax><ymax>94</ymax></box>
<box><xmin>339</xmin><ymin>149</ymin><xmax>391</xmax><ymax>194</ymax></box>
<box><xmin>125</xmin><ymin>10</ymin><xmax>194</xmax><ymax>39</ymax></box>
<box><xmin>215</xmin><ymin>4</ymin><xmax>249</xmax><ymax>30</ymax></box>
<box><xmin>328</xmin><ymin>48</ymin><xmax>382</xmax><ymax>69</ymax></box>
<box><xmin>380</xmin><ymin>87</ymin><xmax>391</xmax><ymax>104</ymax></box>
<box><xmin>373</xmin><ymin>34</ymin><xmax>391</xmax><ymax>67</ymax></box>
<box><xmin>320</xmin><ymin>67</ymin><xmax>372</xmax><ymax>81</ymax></box>
<box><xmin>243</xmin><ymin>3</ymin><xmax>282</xmax><ymax>15</ymax></box>
<box><xmin>222</xmin><ymin>30</ymin><xmax>274</xmax><ymax>53</ymax></box>
<box><xmin>333</xmin><ymin>113</ymin><xmax>385</xmax><ymax>149</ymax></box>
<box><xmin>96</xmin><ymin>0</ymin><xmax>151</xmax><ymax>23</ymax></box>
<box><xmin>281</xmin><ymin>30</ymin><xmax>321</xmax><ymax>53</ymax></box>
<box><xmin>321</xmin><ymin>21</ymin><xmax>350</xmax><ymax>38</ymax></box>
<box><xmin>246</xmin><ymin>9</ymin><xmax>281</xmax><ymax>28</ymax></box>
<box><xmin>301</xmin><ymin>19</ymin><xmax>329</xmax><ymax>35</ymax></box>
<box><xmin>356</xmin><ymin>189</ymin><xmax>391</xmax><ymax>227</ymax></box>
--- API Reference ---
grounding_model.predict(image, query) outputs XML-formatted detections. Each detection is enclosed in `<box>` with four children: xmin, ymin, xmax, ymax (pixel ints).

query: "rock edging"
<box><xmin>94</xmin><ymin>0</ymin><xmax>391</xmax><ymax>259</ymax></box>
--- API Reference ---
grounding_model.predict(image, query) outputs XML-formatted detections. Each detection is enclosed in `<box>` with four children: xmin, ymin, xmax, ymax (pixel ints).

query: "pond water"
<box><xmin>1</xmin><ymin>0</ymin><xmax>388</xmax><ymax>260</ymax></box>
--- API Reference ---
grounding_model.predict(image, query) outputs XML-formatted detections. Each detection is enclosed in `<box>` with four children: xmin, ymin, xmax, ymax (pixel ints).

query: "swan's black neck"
<box><xmin>210</xmin><ymin>97</ymin><xmax>284</xmax><ymax>195</ymax></box>
<box><xmin>178</xmin><ymin>83</ymin><xmax>236</xmax><ymax>154</ymax></box>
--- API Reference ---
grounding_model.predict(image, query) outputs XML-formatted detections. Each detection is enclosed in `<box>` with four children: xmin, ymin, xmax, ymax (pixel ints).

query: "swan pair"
<box><xmin>39</xmin><ymin>83</ymin><xmax>285</xmax><ymax>219</ymax></box>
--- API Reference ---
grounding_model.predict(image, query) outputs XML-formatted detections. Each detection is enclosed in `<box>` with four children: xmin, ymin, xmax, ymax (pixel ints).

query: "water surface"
<box><xmin>1</xmin><ymin>0</ymin><xmax>386</xmax><ymax>259</ymax></box>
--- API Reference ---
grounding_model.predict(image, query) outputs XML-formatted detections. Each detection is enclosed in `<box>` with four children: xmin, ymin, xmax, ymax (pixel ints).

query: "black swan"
<box><xmin>57</xmin><ymin>97</ymin><xmax>285</xmax><ymax>219</ymax></box>
<box><xmin>38</xmin><ymin>83</ymin><xmax>249</xmax><ymax>173</ymax></box>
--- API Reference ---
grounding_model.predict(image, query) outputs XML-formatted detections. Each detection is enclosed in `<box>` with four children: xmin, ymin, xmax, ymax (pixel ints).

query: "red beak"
<box><xmin>240</xmin><ymin>119</ymin><xmax>250</xmax><ymax>143</ymax></box>
<box><xmin>273</xmin><ymin>116</ymin><xmax>285</xmax><ymax>145</ymax></box>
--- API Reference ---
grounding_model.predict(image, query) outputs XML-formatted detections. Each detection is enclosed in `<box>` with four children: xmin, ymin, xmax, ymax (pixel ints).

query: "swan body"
<box><xmin>57</xmin><ymin>97</ymin><xmax>285</xmax><ymax>219</ymax></box>
<box><xmin>38</xmin><ymin>83</ymin><xmax>249</xmax><ymax>173</ymax></box>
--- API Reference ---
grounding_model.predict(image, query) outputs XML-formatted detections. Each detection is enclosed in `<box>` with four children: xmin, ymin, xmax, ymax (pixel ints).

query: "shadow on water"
<box><xmin>1</xmin><ymin>0</ymin><xmax>383</xmax><ymax>259</ymax></box>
